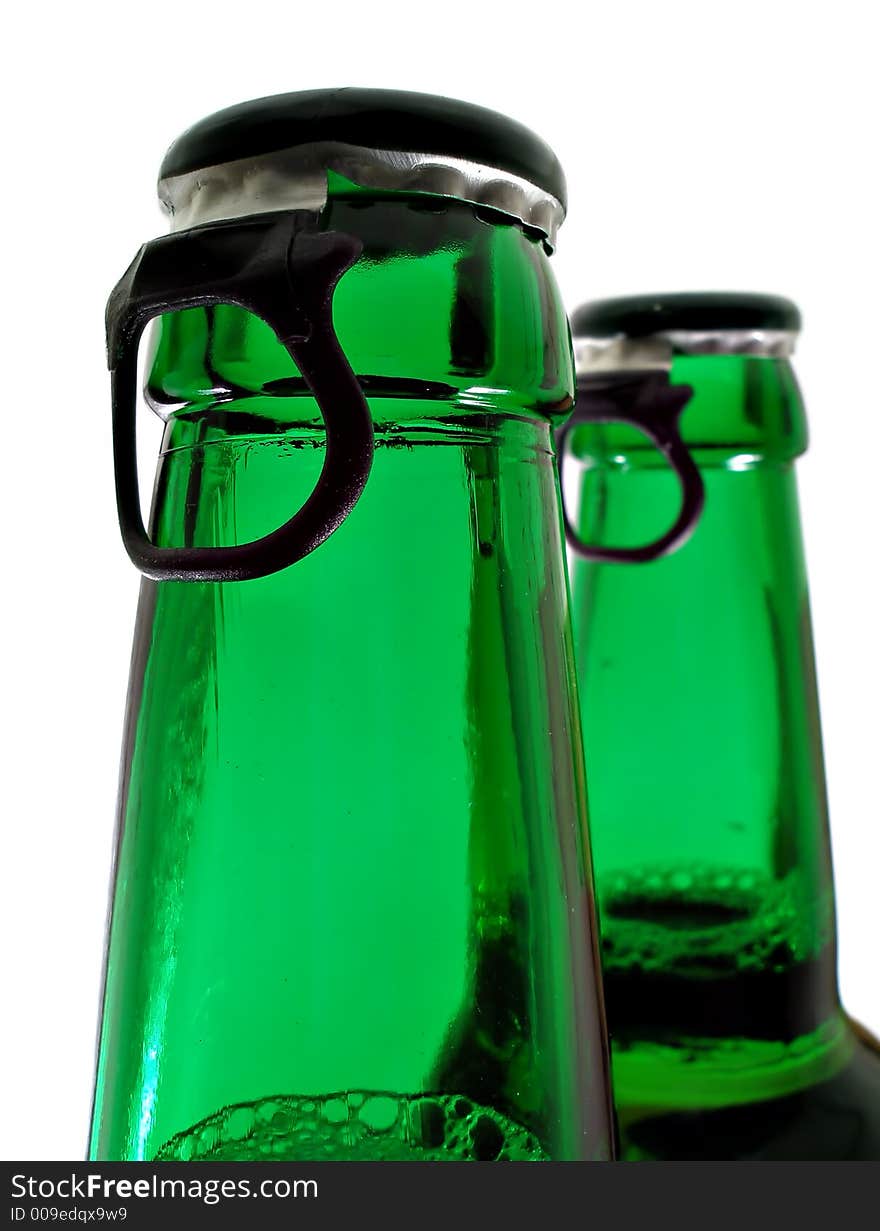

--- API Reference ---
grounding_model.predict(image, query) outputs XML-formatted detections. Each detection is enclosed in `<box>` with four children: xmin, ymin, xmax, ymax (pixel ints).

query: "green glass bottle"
<box><xmin>568</xmin><ymin>292</ymin><xmax>880</xmax><ymax>1159</ymax></box>
<box><xmin>89</xmin><ymin>90</ymin><xmax>613</xmax><ymax>1163</ymax></box>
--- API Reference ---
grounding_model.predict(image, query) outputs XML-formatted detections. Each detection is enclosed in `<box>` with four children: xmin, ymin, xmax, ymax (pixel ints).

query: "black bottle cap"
<box><xmin>571</xmin><ymin>292</ymin><xmax>801</xmax><ymax>340</ymax></box>
<box><xmin>160</xmin><ymin>87</ymin><xmax>566</xmax><ymax>215</ymax></box>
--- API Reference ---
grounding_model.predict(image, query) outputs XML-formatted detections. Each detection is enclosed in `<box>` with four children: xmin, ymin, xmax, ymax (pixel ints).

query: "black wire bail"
<box><xmin>557</xmin><ymin>370</ymin><xmax>705</xmax><ymax>563</ymax></box>
<box><xmin>106</xmin><ymin>210</ymin><xmax>374</xmax><ymax>583</ymax></box>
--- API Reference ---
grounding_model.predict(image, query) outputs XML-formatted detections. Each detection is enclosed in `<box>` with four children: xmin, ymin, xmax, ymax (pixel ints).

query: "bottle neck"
<box><xmin>146</xmin><ymin>192</ymin><xmax>573</xmax><ymax>439</ymax></box>
<box><xmin>144</xmin><ymin>192</ymin><xmax>573</xmax><ymax>565</ymax></box>
<box><xmin>92</xmin><ymin>200</ymin><xmax>610</xmax><ymax>1160</ymax></box>
<box><xmin>572</xmin><ymin>355</ymin><xmax>843</xmax><ymax>1102</ymax></box>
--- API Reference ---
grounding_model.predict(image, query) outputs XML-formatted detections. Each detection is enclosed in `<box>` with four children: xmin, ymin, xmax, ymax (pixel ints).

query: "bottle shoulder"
<box><xmin>619</xmin><ymin>1018</ymin><xmax>880</xmax><ymax>1160</ymax></box>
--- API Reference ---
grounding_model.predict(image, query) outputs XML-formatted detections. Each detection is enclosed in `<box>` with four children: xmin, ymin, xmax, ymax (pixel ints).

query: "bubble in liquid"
<box><xmin>359</xmin><ymin>1096</ymin><xmax>398</xmax><ymax>1133</ymax></box>
<box><xmin>598</xmin><ymin>865</ymin><xmax>833</xmax><ymax>976</ymax></box>
<box><xmin>471</xmin><ymin>1115</ymin><xmax>505</xmax><ymax>1161</ymax></box>
<box><xmin>224</xmin><ymin>1106</ymin><xmax>254</xmax><ymax>1140</ymax></box>
<box><xmin>323</xmin><ymin>1098</ymin><xmax>348</xmax><ymax>1126</ymax></box>
<box><xmin>256</xmin><ymin>1100</ymin><xmax>280</xmax><ymax>1123</ymax></box>
<box><xmin>270</xmin><ymin>1108</ymin><xmax>292</xmax><ymax>1133</ymax></box>
<box><xmin>155</xmin><ymin>1091</ymin><xmax>547</xmax><ymax>1162</ymax></box>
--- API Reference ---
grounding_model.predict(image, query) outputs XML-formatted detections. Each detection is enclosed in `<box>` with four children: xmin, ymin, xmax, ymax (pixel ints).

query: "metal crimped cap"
<box><xmin>571</xmin><ymin>292</ymin><xmax>801</xmax><ymax>340</ymax></box>
<box><xmin>571</xmin><ymin>293</ymin><xmax>802</xmax><ymax>370</ymax></box>
<box><xmin>158</xmin><ymin>88</ymin><xmax>566</xmax><ymax>248</ymax></box>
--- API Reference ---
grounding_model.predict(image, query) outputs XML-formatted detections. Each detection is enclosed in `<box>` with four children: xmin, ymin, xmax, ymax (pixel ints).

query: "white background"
<box><xmin>1</xmin><ymin>0</ymin><xmax>877</xmax><ymax>1161</ymax></box>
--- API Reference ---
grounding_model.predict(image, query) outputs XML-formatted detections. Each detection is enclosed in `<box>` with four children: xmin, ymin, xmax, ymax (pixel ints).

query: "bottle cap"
<box><xmin>158</xmin><ymin>88</ymin><xmax>566</xmax><ymax>248</ymax></box>
<box><xmin>571</xmin><ymin>292</ymin><xmax>801</xmax><ymax>373</ymax></box>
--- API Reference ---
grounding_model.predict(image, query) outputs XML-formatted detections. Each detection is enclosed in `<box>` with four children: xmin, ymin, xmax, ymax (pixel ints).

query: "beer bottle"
<box><xmin>565</xmin><ymin>292</ymin><xmax>880</xmax><ymax>1158</ymax></box>
<box><xmin>89</xmin><ymin>89</ymin><xmax>613</xmax><ymax>1162</ymax></box>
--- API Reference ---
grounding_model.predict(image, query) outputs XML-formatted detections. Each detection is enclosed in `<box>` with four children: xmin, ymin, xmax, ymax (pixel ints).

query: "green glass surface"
<box><xmin>572</xmin><ymin>353</ymin><xmax>880</xmax><ymax>1158</ymax></box>
<box><xmin>90</xmin><ymin>192</ymin><xmax>612</xmax><ymax>1162</ymax></box>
